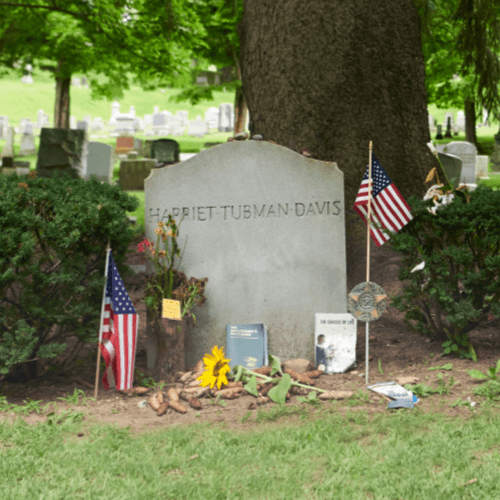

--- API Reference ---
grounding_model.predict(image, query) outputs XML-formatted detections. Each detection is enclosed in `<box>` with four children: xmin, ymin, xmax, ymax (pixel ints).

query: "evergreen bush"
<box><xmin>0</xmin><ymin>171</ymin><xmax>139</xmax><ymax>379</ymax></box>
<box><xmin>389</xmin><ymin>184</ymin><xmax>500</xmax><ymax>360</ymax></box>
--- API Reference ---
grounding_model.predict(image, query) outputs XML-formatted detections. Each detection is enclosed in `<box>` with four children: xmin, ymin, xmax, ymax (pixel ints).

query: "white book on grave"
<box><xmin>314</xmin><ymin>313</ymin><xmax>357</xmax><ymax>374</ymax></box>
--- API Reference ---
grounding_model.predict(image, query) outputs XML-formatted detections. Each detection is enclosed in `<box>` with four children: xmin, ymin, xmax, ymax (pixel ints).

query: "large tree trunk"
<box><xmin>238</xmin><ymin>0</ymin><xmax>438</xmax><ymax>290</ymax></box>
<box><xmin>464</xmin><ymin>96</ymin><xmax>477</xmax><ymax>145</ymax></box>
<box><xmin>54</xmin><ymin>61</ymin><xmax>71</xmax><ymax>129</ymax></box>
<box><xmin>233</xmin><ymin>85</ymin><xmax>248</xmax><ymax>134</ymax></box>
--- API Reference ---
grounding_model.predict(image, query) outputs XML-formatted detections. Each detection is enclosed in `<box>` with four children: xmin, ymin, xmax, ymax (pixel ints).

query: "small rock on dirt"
<box><xmin>281</xmin><ymin>359</ymin><xmax>314</xmax><ymax>374</ymax></box>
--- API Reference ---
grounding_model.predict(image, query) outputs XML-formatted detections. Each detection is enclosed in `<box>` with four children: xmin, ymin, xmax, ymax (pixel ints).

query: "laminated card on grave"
<box><xmin>314</xmin><ymin>313</ymin><xmax>357</xmax><ymax>374</ymax></box>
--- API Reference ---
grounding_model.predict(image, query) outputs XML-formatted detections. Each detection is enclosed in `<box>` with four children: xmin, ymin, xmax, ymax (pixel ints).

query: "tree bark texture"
<box><xmin>238</xmin><ymin>0</ymin><xmax>437</xmax><ymax>209</ymax></box>
<box><xmin>238</xmin><ymin>0</ymin><xmax>439</xmax><ymax>289</ymax></box>
<box><xmin>54</xmin><ymin>61</ymin><xmax>71</xmax><ymax>129</ymax></box>
<box><xmin>464</xmin><ymin>96</ymin><xmax>477</xmax><ymax>146</ymax></box>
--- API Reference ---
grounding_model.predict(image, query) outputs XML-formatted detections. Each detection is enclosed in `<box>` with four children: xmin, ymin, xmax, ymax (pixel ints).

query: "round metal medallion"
<box><xmin>347</xmin><ymin>282</ymin><xmax>387</xmax><ymax>323</ymax></box>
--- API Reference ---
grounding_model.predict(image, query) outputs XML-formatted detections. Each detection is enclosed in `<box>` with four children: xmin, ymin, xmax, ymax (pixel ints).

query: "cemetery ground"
<box><xmin>2</xmin><ymin>231</ymin><xmax>500</xmax><ymax>498</ymax></box>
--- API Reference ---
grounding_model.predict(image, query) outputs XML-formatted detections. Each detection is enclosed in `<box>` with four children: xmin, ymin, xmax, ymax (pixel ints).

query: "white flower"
<box><xmin>410</xmin><ymin>261</ymin><xmax>426</xmax><ymax>273</ymax></box>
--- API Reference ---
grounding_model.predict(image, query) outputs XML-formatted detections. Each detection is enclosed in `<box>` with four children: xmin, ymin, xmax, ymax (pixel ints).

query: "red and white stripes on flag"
<box><xmin>99</xmin><ymin>251</ymin><xmax>138</xmax><ymax>391</ymax></box>
<box><xmin>353</xmin><ymin>154</ymin><xmax>413</xmax><ymax>247</ymax></box>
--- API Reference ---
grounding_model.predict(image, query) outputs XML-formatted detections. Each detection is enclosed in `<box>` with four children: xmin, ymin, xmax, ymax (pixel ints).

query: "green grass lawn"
<box><xmin>1</xmin><ymin>399</ymin><xmax>500</xmax><ymax>499</ymax></box>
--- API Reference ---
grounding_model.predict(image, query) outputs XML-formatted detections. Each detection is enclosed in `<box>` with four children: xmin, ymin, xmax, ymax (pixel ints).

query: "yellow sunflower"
<box><xmin>197</xmin><ymin>346</ymin><xmax>231</xmax><ymax>390</ymax></box>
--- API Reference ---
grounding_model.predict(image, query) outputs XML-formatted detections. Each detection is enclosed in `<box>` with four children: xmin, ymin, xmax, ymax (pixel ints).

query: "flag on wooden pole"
<box><xmin>99</xmin><ymin>250</ymin><xmax>138</xmax><ymax>390</ymax></box>
<box><xmin>354</xmin><ymin>154</ymin><xmax>413</xmax><ymax>247</ymax></box>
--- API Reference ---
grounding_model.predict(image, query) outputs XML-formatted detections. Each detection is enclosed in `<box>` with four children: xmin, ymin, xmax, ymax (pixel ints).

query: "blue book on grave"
<box><xmin>226</xmin><ymin>324</ymin><xmax>268</xmax><ymax>370</ymax></box>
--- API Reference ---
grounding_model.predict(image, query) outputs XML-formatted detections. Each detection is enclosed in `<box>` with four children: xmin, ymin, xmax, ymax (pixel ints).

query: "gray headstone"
<box><xmin>1</xmin><ymin>126</ymin><xmax>14</xmax><ymax>159</ymax></box>
<box><xmin>19</xmin><ymin>130</ymin><xmax>36</xmax><ymax>156</ymax></box>
<box><xmin>0</xmin><ymin>116</ymin><xmax>8</xmax><ymax>139</ymax></box>
<box><xmin>456</xmin><ymin>111</ymin><xmax>465</xmax><ymax>132</ymax></box>
<box><xmin>36</xmin><ymin>128</ymin><xmax>87</xmax><ymax>179</ymax></box>
<box><xmin>218</xmin><ymin>103</ymin><xmax>234</xmax><ymax>132</ymax></box>
<box><xmin>205</xmin><ymin>107</ymin><xmax>219</xmax><ymax>130</ymax></box>
<box><xmin>442</xmin><ymin>141</ymin><xmax>477</xmax><ymax>184</ymax></box>
<box><xmin>151</xmin><ymin>139</ymin><xmax>180</xmax><ymax>164</ymax></box>
<box><xmin>188</xmin><ymin>117</ymin><xmax>209</xmax><ymax>137</ymax></box>
<box><xmin>116</xmin><ymin>117</ymin><xmax>135</xmax><ymax>134</ymax></box>
<box><xmin>77</xmin><ymin>121</ymin><xmax>88</xmax><ymax>132</ymax></box>
<box><xmin>144</xmin><ymin>141</ymin><xmax>347</xmax><ymax>367</ymax></box>
<box><xmin>475</xmin><ymin>156</ymin><xmax>489</xmax><ymax>179</ymax></box>
<box><xmin>437</xmin><ymin>153</ymin><xmax>462</xmax><ymax>189</ymax></box>
<box><xmin>119</xmin><ymin>159</ymin><xmax>156</xmax><ymax>190</ymax></box>
<box><xmin>86</xmin><ymin>142</ymin><xmax>113</xmax><ymax>182</ymax></box>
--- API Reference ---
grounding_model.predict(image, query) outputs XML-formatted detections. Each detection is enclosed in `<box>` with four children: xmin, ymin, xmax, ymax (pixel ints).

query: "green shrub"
<box><xmin>0</xmin><ymin>172</ymin><xmax>139</xmax><ymax>379</ymax></box>
<box><xmin>389</xmin><ymin>184</ymin><xmax>500</xmax><ymax>360</ymax></box>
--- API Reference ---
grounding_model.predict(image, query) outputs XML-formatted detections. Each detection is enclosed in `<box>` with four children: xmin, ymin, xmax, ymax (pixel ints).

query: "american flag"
<box><xmin>100</xmin><ymin>251</ymin><xmax>138</xmax><ymax>390</ymax></box>
<box><xmin>353</xmin><ymin>154</ymin><xmax>413</xmax><ymax>247</ymax></box>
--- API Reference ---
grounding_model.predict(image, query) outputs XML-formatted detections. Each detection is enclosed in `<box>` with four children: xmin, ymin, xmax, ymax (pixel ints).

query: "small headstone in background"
<box><xmin>442</xmin><ymin>141</ymin><xmax>477</xmax><ymax>184</ymax></box>
<box><xmin>438</xmin><ymin>153</ymin><xmax>462</xmax><ymax>190</ymax></box>
<box><xmin>444</xmin><ymin>116</ymin><xmax>453</xmax><ymax>138</ymax></box>
<box><xmin>116</xmin><ymin>136</ymin><xmax>134</xmax><ymax>155</ymax></box>
<box><xmin>0</xmin><ymin>116</ymin><xmax>9</xmax><ymax>139</ymax></box>
<box><xmin>71</xmin><ymin>76</ymin><xmax>81</xmax><ymax>87</ymax></box>
<box><xmin>14</xmin><ymin>161</ymin><xmax>30</xmax><ymax>176</ymax></box>
<box><xmin>133</xmin><ymin>117</ymin><xmax>144</xmax><ymax>132</ymax></box>
<box><xmin>218</xmin><ymin>103</ymin><xmax>234</xmax><ymax>132</ymax></box>
<box><xmin>116</xmin><ymin>116</ymin><xmax>135</xmax><ymax>135</ymax></box>
<box><xmin>119</xmin><ymin>159</ymin><xmax>156</xmax><ymax>190</ymax></box>
<box><xmin>36</xmin><ymin>128</ymin><xmax>87</xmax><ymax>179</ymax></box>
<box><xmin>436</xmin><ymin>124</ymin><xmax>443</xmax><ymax>140</ymax></box>
<box><xmin>70</xmin><ymin>116</ymin><xmax>77</xmax><ymax>129</ymax></box>
<box><xmin>475</xmin><ymin>156</ymin><xmax>489</xmax><ymax>180</ymax></box>
<box><xmin>1</xmin><ymin>126</ymin><xmax>15</xmax><ymax>161</ymax></box>
<box><xmin>37</xmin><ymin>109</ymin><xmax>46</xmax><ymax>129</ymax></box>
<box><xmin>205</xmin><ymin>107</ymin><xmax>219</xmax><ymax>130</ymax></box>
<box><xmin>127</xmin><ymin>151</ymin><xmax>138</xmax><ymax>160</ymax></box>
<box><xmin>188</xmin><ymin>116</ymin><xmax>209</xmax><ymax>137</ymax></box>
<box><xmin>456</xmin><ymin>111</ymin><xmax>465</xmax><ymax>132</ymax></box>
<box><xmin>150</xmin><ymin>139</ymin><xmax>180</xmax><ymax>164</ymax></box>
<box><xmin>19</xmin><ymin>128</ymin><xmax>36</xmax><ymax>156</ymax></box>
<box><xmin>86</xmin><ymin>142</ymin><xmax>113</xmax><ymax>183</ymax></box>
<box><xmin>428</xmin><ymin>114</ymin><xmax>436</xmax><ymax>133</ymax></box>
<box><xmin>77</xmin><ymin>121</ymin><xmax>88</xmax><ymax>132</ymax></box>
<box><xmin>133</xmin><ymin>137</ymin><xmax>143</xmax><ymax>153</ymax></box>
<box><xmin>176</xmin><ymin>110</ymin><xmax>189</xmax><ymax>127</ymax></box>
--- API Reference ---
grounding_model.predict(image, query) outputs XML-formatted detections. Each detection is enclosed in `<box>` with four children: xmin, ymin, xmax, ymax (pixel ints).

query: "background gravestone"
<box><xmin>151</xmin><ymin>139</ymin><xmax>180</xmax><ymax>164</ymax></box>
<box><xmin>36</xmin><ymin>128</ymin><xmax>87</xmax><ymax>179</ymax></box>
<box><xmin>86</xmin><ymin>142</ymin><xmax>113</xmax><ymax>182</ymax></box>
<box><xmin>119</xmin><ymin>159</ymin><xmax>156</xmax><ymax>190</ymax></box>
<box><xmin>145</xmin><ymin>141</ymin><xmax>347</xmax><ymax>367</ymax></box>
<box><xmin>437</xmin><ymin>153</ymin><xmax>462</xmax><ymax>190</ymax></box>
<box><xmin>442</xmin><ymin>141</ymin><xmax>477</xmax><ymax>184</ymax></box>
<box><xmin>1</xmin><ymin>126</ymin><xmax>14</xmax><ymax>162</ymax></box>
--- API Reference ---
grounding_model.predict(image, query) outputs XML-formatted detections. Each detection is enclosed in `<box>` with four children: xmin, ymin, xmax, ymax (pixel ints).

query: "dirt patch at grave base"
<box><xmin>1</xmin><ymin>232</ymin><xmax>500</xmax><ymax>436</ymax></box>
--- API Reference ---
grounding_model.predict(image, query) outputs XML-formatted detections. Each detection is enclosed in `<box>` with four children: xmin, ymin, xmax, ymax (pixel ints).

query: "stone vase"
<box><xmin>145</xmin><ymin>308</ymin><xmax>193</xmax><ymax>383</ymax></box>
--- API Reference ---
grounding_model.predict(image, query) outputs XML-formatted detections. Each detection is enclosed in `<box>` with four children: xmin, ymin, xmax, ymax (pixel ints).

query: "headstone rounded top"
<box><xmin>348</xmin><ymin>282</ymin><xmax>387</xmax><ymax>323</ymax></box>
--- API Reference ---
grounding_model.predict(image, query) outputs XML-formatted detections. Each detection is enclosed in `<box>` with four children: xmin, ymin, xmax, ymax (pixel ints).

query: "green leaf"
<box><xmin>233</xmin><ymin>364</ymin><xmax>244</xmax><ymax>383</ymax></box>
<box><xmin>268</xmin><ymin>373</ymin><xmax>292</xmax><ymax>405</ymax></box>
<box><xmin>495</xmin><ymin>359</ymin><xmax>500</xmax><ymax>375</ymax></box>
<box><xmin>268</xmin><ymin>355</ymin><xmax>282</xmax><ymax>377</ymax></box>
<box><xmin>467</xmin><ymin>369</ymin><xmax>488</xmax><ymax>380</ymax></box>
<box><xmin>243</xmin><ymin>374</ymin><xmax>259</xmax><ymax>397</ymax></box>
<box><xmin>444</xmin><ymin>347</ymin><xmax>451</xmax><ymax>354</ymax></box>
<box><xmin>428</xmin><ymin>363</ymin><xmax>453</xmax><ymax>371</ymax></box>
<box><xmin>307</xmin><ymin>391</ymin><xmax>318</xmax><ymax>402</ymax></box>
<box><xmin>488</xmin><ymin>367</ymin><xmax>497</xmax><ymax>380</ymax></box>
<box><xmin>451</xmin><ymin>344</ymin><xmax>458</xmax><ymax>351</ymax></box>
